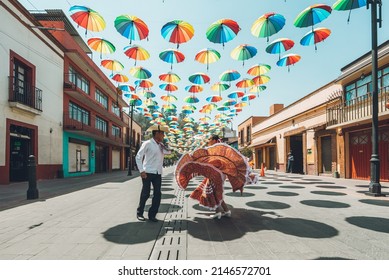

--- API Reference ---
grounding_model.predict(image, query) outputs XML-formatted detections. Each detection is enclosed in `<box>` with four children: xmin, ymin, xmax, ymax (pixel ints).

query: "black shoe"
<box><xmin>137</xmin><ymin>215</ymin><xmax>145</xmax><ymax>221</ymax></box>
<box><xmin>148</xmin><ymin>217</ymin><xmax>158</xmax><ymax>222</ymax></box>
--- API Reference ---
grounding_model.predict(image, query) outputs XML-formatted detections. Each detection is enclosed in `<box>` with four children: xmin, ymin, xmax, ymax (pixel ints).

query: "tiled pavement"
<box><xmin>1</xmin><ymin>167</ymin><xmax>389</xmax><ymax>260</ymax></box>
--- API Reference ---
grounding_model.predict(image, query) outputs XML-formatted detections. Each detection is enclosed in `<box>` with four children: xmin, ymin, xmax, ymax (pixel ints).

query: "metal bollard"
<box><xmin>27</xmin><ymin>155</ymin><xmax>39</xmax><ymax>199</ymax></box>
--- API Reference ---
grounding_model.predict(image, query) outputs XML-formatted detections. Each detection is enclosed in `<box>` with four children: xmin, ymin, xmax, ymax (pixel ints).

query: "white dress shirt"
<box><xmin>135</xmin><ymin>138</ymin><xmax>170</xmax><ymax>175</ymax></box>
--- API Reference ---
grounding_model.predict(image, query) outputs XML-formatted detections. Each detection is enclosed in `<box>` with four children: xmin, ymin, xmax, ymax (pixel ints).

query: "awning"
<box><xmin>249</xmin><ymin>136</ymin><xmax>276</xmax><ymax>148</ymax></box>
<box><xmin>284</xmin><ymin>126</ymin><xmax>306</xmax><ymax>137</ymax></box>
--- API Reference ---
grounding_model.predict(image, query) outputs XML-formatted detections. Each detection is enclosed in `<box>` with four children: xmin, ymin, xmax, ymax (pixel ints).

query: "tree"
<box><xmin>240</xmin><ymin>146</ymin><xmax>253</xmax><ymax>159</ymax></box>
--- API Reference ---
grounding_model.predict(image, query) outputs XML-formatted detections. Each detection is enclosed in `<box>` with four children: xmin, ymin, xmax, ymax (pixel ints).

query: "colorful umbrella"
<box><xmin>118</xmin><ymin>84</ymin><xmax>135</xmax><ymax>92</ymax></box>
<box><xmin>184</xmin><ymin>95</ymin><xmax>200</xmax><ymax>103</ymax></box>
<box><xmin>141</xmin><ymin>90</ymin><xmax>156</xmax><ymax>99</ymax></box>
<box><xmin>223</xmin><ymin>99</ymin><xmax>237</xmax><ymax>107</ymax></box>
<box><xmin>101</xmin><ymin>59</ymin><xmax>124</xmax><ymax>74</ymax></box>
<box><xmin>236</xmin><ymin>78</ymin><xmax>254</xmax><ymax>90</ymax></box>
<box><xmin>159</xmin><ymin>49</ymin><xmax>185</xmax><ymax>70</ymax></box>
<box><xmin>219</xmin><ymin>70</ymin><xmax>241</xmax><ymax>83</ymax></box>
<box><xmin>123</xmin><ymin>45</ymin><xmax>150</xmax><ymax>65</ymax></box>
<box><xmin>206</xmin><ymin>95</ymin><xmax>223</xmax><ymax>103</ymax></box>
<box><xmin>185</xmin><ymin>85</ymin><xmax>203</xmax><ymax>93</ymax></box>
<box><xmin>69</xmin><ymin>5</ymin><xmax>106</xmax><ymax>35</ymax></box>
<box><xmin>247</xmin><ymin>64</ymin><xmax>271</xmax><ymax>76</ymax></box>
<box><xmin>332</xmin><ymin>0</ymin><xmax>367</xmax><ymax>23</ymax></box>
<box><xmin>159</xmin><ymin>72</ymin><xmax>181</xmax><ymax>83</ymax></box>
<box><xmin>206</xmin><ymin>19</ymin><xmax>240</xmax><ymax>47</ymax></box>
<box><xmin>242</xmin><ymin>94</ymin><xmax>256</xmax><ymax>103</ymax></box>
<box><xmin>111</xmin><ymin>73</ymin><xmax>129</xmax><ymax>83</ymax></box>
<box><xmin>135</xmin><ymin>79</ymin><xmax>153</xmax><ymax>89</ymax></box>
<box><xmin>87</xmin><ymin>38</ymin><xmax>115</xmax><ymax>59</ymax></box>
<box><xmin>130</xmin><ymin>66</ymin><xmax>152</xmax><ymax>79</ymax></box>
<box><xmin>161</xmin><ymin>94</ymin><xmax>178</xmax><ymax>102</ymax></box>
<box><xmin>276</xmin><ymin>54</ymin><xmax>301</xmax><ymax>72</ymax></box>
<box><xmin>195</xmin><ymin>48</ymin><xmax>221</xmax><ymax>70</ymax></box>
<box><xmin>211</xmin><ymin>82</ymin><xmax>230</xmax><ymax>97</ymax></box>
<box><xmin>159</xmin><ymin>83</ymin><xmax>178</xmax><ymax>92</ymax></box>
<box><xmin>265</xmin><ymin>38</ymin><xmax>295</xmax><ymax>59</ymax></box>
<box><xmin>188</xmin><ymin>73</ymin><xmax>210</xmax><ymax>85</ymax></box>
<box><xmin>161</xmin><ymin>20</ymin><xmax>194</xmax><ymax>48</ymax></box>
<box><xmin>114</xmin><ymin>15</ymin><xmax>149</xmax><ymax>44</ymax></box>
<box><xmin>294</xmin><ymin>4</ymin><xmax>332</xmax><ymax>29</ymax></box>
<box><xmin>128</xmin><ymin>98</ymin><xmax>143</xmax><ymax>107</ymax></box>
<box><xmin>230</xmin><ymin>44</ymin><xmax>257</xmax><ymax>66</ymax></box>
<box><xmin>252</xmin><ymin>75</ymin><xmax>271</xmax><ymax>86</ymax></box>
<box><xmin>251</xmin><ymin>12</ymin><xmax>286</xmax><ymax>42</ymax></box>
<box><xmin>250</xmin><ymin>85</ymin><xmax>267</xmax><ymax>96</ymax></box>
<box><xmin>227</xmin><ymin>91</ymin><xmax>245</xmax><ymax>99</ymax></box>
<box><xmin>300</xmin><ymin>27</ymin><xmax>331</xmax><ymax>50</ymax></box>
<box><xmin>123</xmin><ymin>93</ymin><xmax>141</xmax><ymax>100</ymax></box>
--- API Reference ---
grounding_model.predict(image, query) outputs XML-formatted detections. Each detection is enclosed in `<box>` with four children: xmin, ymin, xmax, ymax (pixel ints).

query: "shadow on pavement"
<box><xmin>187</xmin><ymin>208</ymin><xmax>338</xmax><ymax>241</ymax></box>
<box><xmin>103</xmin><ymin>221</ymin><xmax>162</xmax><ymax>244</ymax></box>
<box><xmin>346</xmin><ymin>216</ymin><xmax>389</xmax><ymax>233</ymax></box>
<box><xmin>300</xmin><ymin>200</ymin><xmax>350</xmax><ymax>208</ymax></box>
<box><xmin>246</xmin><ymin>200</ymin><xmax>291</xmax><ymax>210</ymax></box>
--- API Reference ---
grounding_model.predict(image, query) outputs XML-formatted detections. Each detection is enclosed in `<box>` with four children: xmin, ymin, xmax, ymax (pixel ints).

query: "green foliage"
<box><xmin>240</xmin><ymin>147</ymin><xmax>253</xmax><ymax>158</ymax></box>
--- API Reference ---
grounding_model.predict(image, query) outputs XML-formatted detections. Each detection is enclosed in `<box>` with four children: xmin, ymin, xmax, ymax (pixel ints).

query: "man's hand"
<box><xmin>140</xmin><ymin>171</ymin><xmax>147</xmax><ymax>179</ymax></box>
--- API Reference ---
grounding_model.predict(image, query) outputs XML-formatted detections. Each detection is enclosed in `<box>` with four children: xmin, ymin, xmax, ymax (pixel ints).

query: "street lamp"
<box><xmin>127</xmin><ymin>102</ymin><xmax>134</xmax><ymax>176</ymax></box>
<box><xmin>366</xmin><ymin>0</ymin><xmax>384</xmax><ymax>196</ymax></box>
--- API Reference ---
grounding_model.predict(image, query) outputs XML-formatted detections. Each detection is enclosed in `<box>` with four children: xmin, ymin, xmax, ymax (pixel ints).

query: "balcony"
<box><xmin>8</xmin><ymin>76</ymin><xmax>42</xmax><ymax>114</ymax></box>
<box><xmin>326</xmin><ymin>86</ymin><xmax>389</xmax><ymax>128</ymax></box>
<box><xmin>63</xmin><ymin>112</ymin><xmax>127</xmax><ymax>146</ymax></box>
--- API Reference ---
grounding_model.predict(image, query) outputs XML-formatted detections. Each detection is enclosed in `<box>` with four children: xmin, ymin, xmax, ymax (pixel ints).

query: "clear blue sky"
<box><xmin>19</xmin><ymin>0</ymin><xmax>389</xmax><ymax>130</ymax></box>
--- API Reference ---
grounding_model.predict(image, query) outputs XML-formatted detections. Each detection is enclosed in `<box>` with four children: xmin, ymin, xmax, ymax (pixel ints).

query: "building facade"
<box><xmin>0</xmin><ymin>0</ymin><xmax>64</xmax><ymax>184</ymax></box>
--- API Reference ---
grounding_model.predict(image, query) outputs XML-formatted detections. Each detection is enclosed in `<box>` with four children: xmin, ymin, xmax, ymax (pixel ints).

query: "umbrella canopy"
<box><xmin>111</xmin><ymin>73</ymin><xmax>129</xmax><ymax>83</ymax></box>
<box><xmin>206</xmin><ymin>95</ymin><xmax>223</xmax><ymax>103</ymax></box>
<box><xmin>236</xmin><ymin>78</ymin><xmax>254</xmax><ymax>90</ymax></box>
<box><xmin>211</xmin><ymin>82</ymin><xmax>230</xmax><ymax>97</ymax></box>
<box><xmin>276</xmin><ymin>54</ymin><xmax>301</xmax><ymax>72</ymax></box>
<box><xmin>118</xmin><ymin>84</ymin><xmax>135</xmax><ymax>92</ymax></box>
<box><xmin>130</xmin><ymin>66</ymin><xmax>152</xmax><ymax>79</ymax></box>
<box><xmin>159</xmin><ymin>72</ymin><xmax>181</xmax><ymax>83</ymax></box>
<box><xmin>252</xmin><ymin>75</ymin><xmax>271</xmax><ymax>85</ymax></box>
<box><xmin>114</xmin><ymin>15</ymin><xmax>149</xmax><ymax>44</ymax></box>
<box><xmin>223</xmin><ymin>99</ymin><xmax>237</xmax><ymax>106</ymax></box>
<box><xmin>185</xmin><ymin>85</ymin><xmax>203</xmax><ymax>93</ymax></box>
<box><xmin>141</xmin><ymin>90</ymin><xmax>156</xmax><ymax>99</ymax></box>
<box><xmin>300</xmin><ymin>27</ymin><xmax>331</xmax><ymax>50</ymax></box>
<box><xmin>247</xmin><ymin>64</ymin><xmax>271</xmax><ymax>76</ymax></box>
<box><xmin>159</xmin><ymin>49</ymin><xmax>185</xmax><ymax>70</ymax></box>
<box><xmin>188</xmin><ymin>73</ymin><xmax>210</xmax><ymax>84</ymax></box>
<box><xmin>265</xmin><ymin>38</ymin><xmax>295</xmax><ymax>59</ymax></box>
<box><xmin>251</xmin><ymin>12</ymin><xmax>286</xmax><ymax>42</ymax></box>
<box><xmin>206</xmin><ymin>18</ymin><xmax>240</xmax><ymax>47</ymax></box>
<box><xmin>161</xmin><ymin>94</ymin><xmax>178</xmax><ymax>102</ymax></box>
<box><xmin>87</xmin><ymin>38</ymin><xmax>115</xmax><ymax>58</ymax></box>
<box><xmin>195</xmin><ymin>48</ymin><xmax>221</xmax><ymax>70</ymax></box>
<box><xmin>69</xmin><ymin>5</ymin><xmax>106</xmax><ymax>35</ymax></box>
<box><xmin>128</xmin><ymin>99</ymin><xmax>143</xmax><ymax>106</ymax></box>
<box><xmin>101</xmin><ymin>59</ymin><xmax>124</xmax><ymax>73</ymax></box>
<box><xmin>230</xmin><ymin>44</ymin><xmax>257</xmax><ymax>66</ymax></box>
<box><xmin>332</xmin><ymin>0</ymin><xmax>367</xmax><ymax>22</ymax></box>
<box><xmin>250</xmin><ymin>85</ymin><xmax>267</xmax><ymax>96</ymax></box>
<box><xmin>135</xmin><ymin>79</ymin><xmax>153</xmax><ymax>89</ymax></box>
<box><xmin>227</xmin><ymin>91</ymin><xmax>245</xmax><ymax>99</ymax></box>
<box><xmin>219</xmin><ymin>70</ymin><xmax>241</xmax><ymax>83</ymax></box>
<box><xmin>294</xmin><ymin>4</ymin><xmax>332</xmax><ymax>29</ymax></box>
<box><xmin>123</xmin><ymin>45</ymin><xmax>150</xmax><ymax>65</ymax></box>
<box><xmin>242</xmin><ymin>93</ymin><xmax>256</xmax><ymax>102</ymax></box>
<box><xmin>161</xmin><ymin>20</ymin><xmax>194</xmax><ymax>48</ymax></box>
<box><xmin>159</xmin><ymin>83</ymin><xmax>178</xmax><ymax>92</ymax></box>
<box><xmin>184</xmin><ymin>95</ymin><xmax>200</xmax><ymax>103</ymax></box>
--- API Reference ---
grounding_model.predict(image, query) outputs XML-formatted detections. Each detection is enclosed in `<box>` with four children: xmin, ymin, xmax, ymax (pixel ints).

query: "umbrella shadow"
<box><xmin>187</xmin><ymin>208</ymin><xmax>338</xmax><ymax>242</ymax></box>
<box><xmin>102</xmin><ymin>221</ymin><xmax>162</xmax><ymax>244</ymax></box>
<box><xmin>300</xmin><ymin>200</ymin><xmax>350</xmax><ymax>208</ymax></box>
<box><xmin>346</xmin><ymin>216</ymin><xmax>389</xmax><ymax>234</ymax></box>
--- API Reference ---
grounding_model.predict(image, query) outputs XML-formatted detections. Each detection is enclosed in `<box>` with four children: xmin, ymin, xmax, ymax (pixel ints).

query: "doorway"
<box><xmin>10</xmin><ymin>136</ymin><xmax>31</xmax><ymax>182</ymax></box>
<box><xmin>290</xmin><ymin>135</ymin><xmax>303</xmax><ymax>174</ymax></box>
<box><xmin>95</xmin><ymin>145</ymin><xmax>107</xmax><ymax>173</ymax></box>
<box><xmin>321</xmin><ymin>136</ymin><xmax>332</xmax><ymax>173</ymax></box>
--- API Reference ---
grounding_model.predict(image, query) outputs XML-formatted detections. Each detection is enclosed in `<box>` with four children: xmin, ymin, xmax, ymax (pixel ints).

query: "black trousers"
<box><xmin>136</xmin><ymin>173</ymin><xmax>162</xmax><ymax>219</ymax></box>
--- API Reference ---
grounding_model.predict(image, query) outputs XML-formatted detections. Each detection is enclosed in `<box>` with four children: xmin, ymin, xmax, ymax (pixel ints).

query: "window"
<box><xmin>69</xmin><ymin>102</ymin><xmax>89</xmax><ymax>125</ymax></box>
<box><xmin>69</xmin><ymin>66</ymin><xmax>89</xmax><ymax>94</ymax></box>
<box><xmin>95</xmin><ymin>116</ymin><xmax>107</xmax><ymax>134</ymax></box>
<box><xmin>344</xmin><ymin>65</ymin><xmax>389</xmax><ymax>104</ymax></box>
<box><xmin>111</xmin><ymin>103</ymin><xmax>120</xmax><ymax>117</ymax></box>
<box><xmin>112</xmin><ymin>125</ymin><xmax>121</xmax><ymax>137</ymax></box>
<box><xmin>95</xmin><ymin>88</ymin><xmax>108</xmax><ymax>109</ymax></box>
<box><xmin>246</xmin><ymin>126</ymin><xmax>251</xmax><ymax>142</ymax></box>
<box><xmin>240</xmin><ymin>129</ymin><xmax>244</xmax><ymax>144</ymax></box>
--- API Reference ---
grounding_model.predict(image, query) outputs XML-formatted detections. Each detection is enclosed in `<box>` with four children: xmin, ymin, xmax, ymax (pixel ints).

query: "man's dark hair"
<box><xmin>210</xmin><ymin>134</ymin><xmax>220</xmax><ymax>141</ymax></box>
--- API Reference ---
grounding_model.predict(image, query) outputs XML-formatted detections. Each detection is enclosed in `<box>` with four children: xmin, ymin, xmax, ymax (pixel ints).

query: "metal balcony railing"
<box><xmin>326</xmin><ymin>86</ymin><xmax>389</xmax><ymax>126</ymax></box>
<box><xmin>8</xmin><ymin>76</ymin><xmax>42</xmax><ymax>111</ymax></box>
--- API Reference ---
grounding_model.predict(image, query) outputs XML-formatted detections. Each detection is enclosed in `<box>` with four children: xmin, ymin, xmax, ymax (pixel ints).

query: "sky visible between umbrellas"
<box><xmin>19</xmin><ymin>0</ymin><xmax>389</xmax><ymax>131</ymax></box>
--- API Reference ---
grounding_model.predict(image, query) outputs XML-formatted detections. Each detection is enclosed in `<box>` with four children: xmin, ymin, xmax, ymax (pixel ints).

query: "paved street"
<box><xmin>1</xmin><ymin>167</ymin><xmax>389</xmax><ymax>260</ymax></box>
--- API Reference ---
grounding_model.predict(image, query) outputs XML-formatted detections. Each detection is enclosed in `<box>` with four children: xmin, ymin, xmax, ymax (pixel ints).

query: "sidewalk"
<box><xmin>1</xmin><ymin>168</ymin><xmax>389</xmax><ymax>260</ymax></box>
